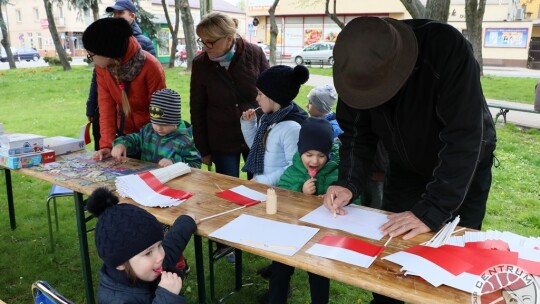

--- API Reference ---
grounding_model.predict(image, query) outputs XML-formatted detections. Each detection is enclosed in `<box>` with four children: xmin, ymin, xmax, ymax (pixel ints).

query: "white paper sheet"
<box><xmin>209</xmin><ymin>214</ymin><xmax>319</xmax><ymax>256</ymax></box>
<box><xmin>306</xmin><ymin>243</ymin><xmax>377</xmax><ymax>268</ymax></box>
<box><xmin>228</xmin><ymin>185</ymin><xmax>267</xmax><ymax>201</ymax></box>
<box><xmin>300</xmin><ymin>205</ymin><xmax>387</xmax><ymax>240</ymax></box>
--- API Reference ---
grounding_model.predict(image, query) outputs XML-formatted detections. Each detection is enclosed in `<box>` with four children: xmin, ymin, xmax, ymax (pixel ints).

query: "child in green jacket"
<box><xmin>111</xmin><ymin>88</ymin><xmax>201</xmax><ymax>168</ymax></box>
<box><xmin>260</xmin><ymin>117</ymin><xmax>335</xmax><ymax>304</ymax></box>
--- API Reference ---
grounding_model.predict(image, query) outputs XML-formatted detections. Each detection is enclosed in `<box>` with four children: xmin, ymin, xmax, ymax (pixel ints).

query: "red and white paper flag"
<box><xmin>306</xmin><ymin>235</ymin><xmax>385</xmax><ymax>268</ymax></box>
<box><xmin>116</xmin><ymin>162</ymin><xmax>193</xmax><ymax>207</ymax></box>
<box><xmin>216</xmin><ymin>185</ymin><xmax>266</xmax><ymax>206</ymax></box>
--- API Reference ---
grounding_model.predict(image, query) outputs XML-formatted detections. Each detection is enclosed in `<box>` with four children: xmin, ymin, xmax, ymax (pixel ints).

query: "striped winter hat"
<box><xmin>149</xmin><ymin>88</ymin><xmax>181</xmax><ymax>125</ymax></box>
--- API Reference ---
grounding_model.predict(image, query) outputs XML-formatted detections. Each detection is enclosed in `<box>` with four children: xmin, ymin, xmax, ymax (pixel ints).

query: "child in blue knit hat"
<box><xmin>87</xmin><ymin>187</ymin><xmax>198</xmax><ymax>303</ymax></box>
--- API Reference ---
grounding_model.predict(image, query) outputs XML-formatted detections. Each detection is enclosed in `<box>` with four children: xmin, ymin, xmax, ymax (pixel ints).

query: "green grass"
<box><xmin>307</xmin><ymin>67</ymin><xmax>538</xmax><ymax>104</ymax></box>
<box><xmin>0</xmin><ymin>66</ymin><xmax>539</xmax><ymax>303</ymax></box>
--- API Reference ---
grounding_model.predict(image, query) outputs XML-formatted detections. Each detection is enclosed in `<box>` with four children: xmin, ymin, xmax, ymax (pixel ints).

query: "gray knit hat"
<box><xmin>307</xmin><ymin>85</ymin><xmax>338</xmax><ymax>114</ymax></box>
<box><xmin>149</xmin><ymin>88</ymin><xmax>181</xmax><ymax>125</ymax></box>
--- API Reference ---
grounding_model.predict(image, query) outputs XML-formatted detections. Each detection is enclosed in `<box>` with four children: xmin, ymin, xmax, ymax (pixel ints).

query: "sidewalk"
<box><xmin>306</xmin><ymin>74</ymin><xmax>540</xmax><ymax>129</ymax></box>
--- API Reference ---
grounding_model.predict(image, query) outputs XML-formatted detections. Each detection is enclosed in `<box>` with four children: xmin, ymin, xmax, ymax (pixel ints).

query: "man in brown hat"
<box><xmin>323</xmin><ymin>16</ymin><xmax>496</xmax><ymax>304</ymax></box>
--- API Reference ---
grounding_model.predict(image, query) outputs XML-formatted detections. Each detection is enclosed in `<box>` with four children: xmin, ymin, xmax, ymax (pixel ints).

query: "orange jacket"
<box><xmin>96</xmin><ymin>36</ymin><xmax>166</xmax><ymax>149</ymax></box>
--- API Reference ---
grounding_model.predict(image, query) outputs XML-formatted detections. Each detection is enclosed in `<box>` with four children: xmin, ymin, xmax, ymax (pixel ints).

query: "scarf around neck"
<box><xmin>243</xmin><ymin>104</ymin><xmax>294</xmax><ymax>175</ymax></box>
<box><xmin>107</xmin><ymin>48</ymin><xmax>146</xmax><ymax>83</ymax></box>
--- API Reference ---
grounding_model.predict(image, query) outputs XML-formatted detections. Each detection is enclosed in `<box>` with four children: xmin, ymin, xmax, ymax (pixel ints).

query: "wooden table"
<box><xmin>9</xmin><ymin>151</ymin><xmax>472</xmax><ymax>304</ymax></box>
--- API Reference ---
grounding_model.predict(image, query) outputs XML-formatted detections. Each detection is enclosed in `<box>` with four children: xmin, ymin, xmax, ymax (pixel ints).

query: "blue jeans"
<box><xmin>212</xmin><ymin>151</ymin><xmax>252</xmax><ymax>179</ymax></box>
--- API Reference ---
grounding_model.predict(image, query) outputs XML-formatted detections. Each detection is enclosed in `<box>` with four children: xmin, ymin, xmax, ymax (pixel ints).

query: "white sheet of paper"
<box><xmin>230</xmin><ymin>185</ymin><xmax>267</xmax><ymax>201</ymax></box>
<box><xmin>300</xmin><ymin>205</ymin><xmax>387</xmax><ymax>240</ymax></box>
<box><xmin>209</xmin><ymin>214</ymin><xmax>319</xmax><ymax>256</ymax></box>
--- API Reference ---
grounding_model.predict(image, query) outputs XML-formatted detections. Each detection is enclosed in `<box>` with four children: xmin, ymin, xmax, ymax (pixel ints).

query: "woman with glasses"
<box><xmin>190</xmin><ymin>12</ymin><xmax>269</xmax><ymax>178</ymax></box>
<box><xmin>82</xmin><ymin>18</ymin><xmax>165</xmax><ymax>161</ymax></box>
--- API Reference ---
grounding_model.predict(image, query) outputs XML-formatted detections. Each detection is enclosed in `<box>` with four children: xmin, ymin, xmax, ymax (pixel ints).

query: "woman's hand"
<box><xmin>158</xmin><ymin>271</ymin><xmax>183</xmax><ymax>295</ymax></box>
<box><xmin>302</xmin><ymin>178</ymin><xmax>316</xmax><ymax>195</ymax></box>
<box><xmin>242</xmin><ymin>109</ymin><xmax>257</xmax><ymax>121</ymax></box>
<box><xmin>111</xmin><ymin>145</ymin><xmax>127</xmax><ymax>162</ymax></box>
<box><xmin>93</xmin><ymin>148</ymin><xmax>112</xmax><ymax>161</ymax></box>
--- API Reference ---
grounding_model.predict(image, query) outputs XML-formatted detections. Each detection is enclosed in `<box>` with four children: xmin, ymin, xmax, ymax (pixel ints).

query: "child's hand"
<box><xmin>111</xmin><ymin>145</ymin><xmax>127</xmax><ymax>162</ymax></box>
<box><xmin>159</xmin><ymin>158</ymin><xmax>173</xmax><ymax>167</ymax></box>
<box><xmin>93</xmin><ymin>148</ymin><xmax>112</xmax><ymax>161</ymax></box>
<box><xmin>185</xmin><ymin>213</ymin><xmax>200</xmax><ymax>224</ymax></box>
<box><xmin>302</xmin><ymin>178</ymin><xmax>317</xmax><ymax>195</ymax></box>
<box><xmin>158</xmin><ymin>271</ymin><xmax>183</xmax><ymax>295</ymax></box>
<box><xmin>242</xmin><ymin>109</ymin><xmax>256</xmax><ymax>121</ymax></box>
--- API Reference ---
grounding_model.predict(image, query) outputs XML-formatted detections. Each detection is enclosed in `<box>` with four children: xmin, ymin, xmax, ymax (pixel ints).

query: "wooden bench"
<box><xmin>487</xmin><ymin>101</ymin><xmax>540</xmax><ymax>123</ymax></box>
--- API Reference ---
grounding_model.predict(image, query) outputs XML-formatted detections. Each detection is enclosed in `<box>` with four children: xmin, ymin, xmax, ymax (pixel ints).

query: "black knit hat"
<box><xmin>82</xmin><ymin>18</ymin><xmax>132</xmax><ymax>58</ymax></box>
<box><xmin>87</xmin><ymin>188</ymin><xmax>163</xmax><ymax>269</ymax></box>
<box><xmin>150</xmin><ymin>89</ymin><xmax>181</xmax><ymax>125</ymax></box>
<box><xmin>298</xmin><ymin>118</ymin><xmax>334</xmax><ymax>158</ymax></box>
<box><xmin>256</xmin><ymin>65</ymin><xmax>309</xmax><ymax>107</ymax></box>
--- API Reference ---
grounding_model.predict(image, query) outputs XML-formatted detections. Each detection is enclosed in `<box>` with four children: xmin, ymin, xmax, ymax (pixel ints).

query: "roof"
<box><xmin>150</xmin><ymin>0</ymin><xmax>243</xmax><ymax>14</ymax></box>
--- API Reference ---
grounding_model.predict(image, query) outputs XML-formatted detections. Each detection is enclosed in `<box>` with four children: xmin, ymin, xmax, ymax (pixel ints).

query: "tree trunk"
<box><xmin>325</xmin><ymin>0</ymin><xmax>344</xmax><ymax>29</ymax></box>
<box><xmin>199</xmin><ymin>0</ymin><xmax>212</xmax><ymax>19</ymax></box>
<box><xmin>425</xmin><ymin>0</ymin><xmax>451</xmax><ymax>22</ymax></box>
<box><xmin>91</xmin><ymin>0</ymin><xmax>99</xmax><ymax>21</ymax></box>
<box><xmin>180</xmin><ymin>0</ymin><xmax>197</xmax><ymax>71</ymax></box>
<box><xmin>465</xmin><ymin>0</ymin><xmax>486</xmax><ymax>75</ymax></box>
<box><xmin>268</xmin><ymin>0</ymin><xmax>279</xmax><ymax>66</ymax></box>
<box><xmin>162</xmin><ymin>0</ymin><xmax>181</xmax><ymax>68</ymax></box>
<box><xmin>44</xmin><ymin>0</ymin><xmax>71</xmax><ymax>71</ymax></box>
<box><xmin>0</xmin><ymin>1</ymin><xmax>16</xmax><ymax>69</ymax></box>
<box><xmin>400</xmin><ymin>0</ymin><xmax>426</xmax><ymax>19</ymax></box>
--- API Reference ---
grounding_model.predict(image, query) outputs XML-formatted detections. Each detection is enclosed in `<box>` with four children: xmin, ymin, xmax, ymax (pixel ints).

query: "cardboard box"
<box><xmin>0</xmin><ymin>145</ymin><xmax>44</xmax><ymax>156</ymax></box>
<box><xmin>0</xmin><ymin>133</ymin><xmax>45</xmax><ymax>150</ymax></box>
<box><xmin>0</xmin><ymin>149</ymin><xmax>55</xmax><ymax>169</ymax></box>
<box><xmin>44</xmin><ymin>136</ymin><xmax>85</xmax><ymax>155</ymax></box>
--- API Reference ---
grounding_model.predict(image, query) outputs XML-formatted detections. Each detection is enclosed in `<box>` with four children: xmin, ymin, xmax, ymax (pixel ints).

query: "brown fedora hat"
<box><xmin>333</xmin><ymin>17</ymin><xmax>418</xmax><ymax>109</ymax></box>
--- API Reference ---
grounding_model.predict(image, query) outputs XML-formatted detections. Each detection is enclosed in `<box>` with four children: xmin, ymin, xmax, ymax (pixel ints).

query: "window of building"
<box><xmin>16</xmin><ymin>9</ymin><xmax>22</xmax><ymax>22</ymax></box>
<box><xmin>33</xmin><ymin>8</ymin><xmax>39</xmax><ymax>21</ymax></box>
<box><xmin>28</xmin><ymin>33</ymin><xmax>33</xmax><ymax>48</ymax></box>
<box><xmin>58</xmin><ymin>6</ymin><xmax>64</xmax><ymax>19</ymax></box>
<box><xmin>37</xmin><ymin>33</ymin><xmax>43</xmax><ymax>49</ymax></box>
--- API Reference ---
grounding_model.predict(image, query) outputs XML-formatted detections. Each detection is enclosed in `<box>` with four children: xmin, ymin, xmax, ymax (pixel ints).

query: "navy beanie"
<box><xmin>256</xmin><ymin>65</ymin><xmax>309</xmax><ymax>107</ymax></box>
<box><xmin>83</xmin><ymin>18</ymin><xmax>132</xmax><ymax>58</ymax></box>
<box><xmin>298</xmin><ymin>118</ymin><xmax>334</xmax><ymax>158</ymax></box>
<box><xmin>87</xmin><ymin>188</ymin><xmax>163</xmax><ymax>268</ymax></box>
<box><xmin>150</xmin><ymin>89</ymin><xmax>181</xmax><ymax>125</ymax></box>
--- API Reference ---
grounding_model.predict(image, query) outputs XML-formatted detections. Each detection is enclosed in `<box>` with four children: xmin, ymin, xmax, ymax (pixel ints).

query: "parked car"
<box><xmin>0</xmin><ymin>47</ymin><xmax>40</xmax><ymax>62</ymax></box>
<box><xmin>291</xmin><ymin>42</ymin><xmax>334</xmax><ymax>66</ymax></box>
<box><xmin>257</xmin><ymin>43</ymin><xmax>270</xmax><ymax>61</ymax></box>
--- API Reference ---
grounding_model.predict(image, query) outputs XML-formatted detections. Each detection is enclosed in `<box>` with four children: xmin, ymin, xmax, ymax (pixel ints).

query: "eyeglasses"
<box><xmin>86</xmin><ymin>53</ymin><xmax>96</xmax><ymax>62</ymax></box>
<box><xmin>196</xmin><ymin>37</ymin><xmax>224</xmax><ymax>49</ymax></box>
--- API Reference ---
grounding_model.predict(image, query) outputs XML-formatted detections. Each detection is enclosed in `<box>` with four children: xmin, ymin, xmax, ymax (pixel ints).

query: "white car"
<box><xmin>292</xmin><ymin>42</ymin><xmax>335</xmax><ymax>66</ymax></box>
<box><xmin>257</xmin><ymin>43</ymin><xmax>270</xmax><ymax>60</ymax></box>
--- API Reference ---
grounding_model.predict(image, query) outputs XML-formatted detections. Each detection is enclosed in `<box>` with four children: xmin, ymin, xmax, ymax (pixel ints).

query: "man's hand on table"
<box><xmin>93</xmin><ymin>148</ymin><xmax>112</xmax><ymax>161</ymax></box>
<box><xmin>381</xmin><ymin>211</ymin><xmax>430</xmax><ymax>240</ymax></box>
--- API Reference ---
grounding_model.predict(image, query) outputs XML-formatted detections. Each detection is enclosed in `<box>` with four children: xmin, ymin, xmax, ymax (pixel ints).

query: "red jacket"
<box><xmin>96</xmin><ymin>36</ymin><xmax>166</xmax><ymax>149</ymax></box>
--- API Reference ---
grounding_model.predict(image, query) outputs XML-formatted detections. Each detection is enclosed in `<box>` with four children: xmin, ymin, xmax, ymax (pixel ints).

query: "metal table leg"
<box><xmin>74</xmin><ymin>192</ymin><xmax>95</xmax><ymax>304</ymax></box>
<box><xmin>194</xmin><ymin>235</ymin><xmax>206</xmax><ymax>304</ymax></box>
<box><xmin>4</xmin><ymin>169</ymin><xmax>16</xmax><ymax>230</ymax></box>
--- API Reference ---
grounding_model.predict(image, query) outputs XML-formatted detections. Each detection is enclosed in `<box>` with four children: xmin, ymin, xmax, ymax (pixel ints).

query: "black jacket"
<box><xmin>335</xmin><ymin>19</ymin><xmax>497</xmax><ymax>230</ymax></box>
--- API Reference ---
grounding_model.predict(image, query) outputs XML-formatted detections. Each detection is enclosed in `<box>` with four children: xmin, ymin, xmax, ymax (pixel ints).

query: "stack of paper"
<box><xmin>115</xmin><ymin>162</ymin><xmax>193</xmax><ymax>207</ymax></box>
<box><xmin>306</xmin><ymin>235</ymin><xmax>386</xmax><ymax>268</ymax></box>
<box><xmin>216</xmin><ymin>185</ymin><xmax>267</xmax><ymax>206</ymax></box>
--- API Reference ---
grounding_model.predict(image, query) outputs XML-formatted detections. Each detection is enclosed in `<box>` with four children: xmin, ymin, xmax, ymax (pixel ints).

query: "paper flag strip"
<box><xmin>216</xmin><ymin>185</ymin><xmax>267</xmax><ymax>206</ymax></box>
<box><xmin>300</xmin><ymin>205</ymin><xmax>386</xmax><ymax>240</ymax></box>
<box><xmin>80</xmin><ymin>122</ymin><xmax>92</xmax><ymax>145</ymax></box>
<box><xmin>116</xmin><ymin>162</ymin><xmax>193</xmax><ymax>207</ymax></box>
<box><xmin>209</xmin><ymin>214</ymin><xmax>319</xmax><ymax>256</ymax></box>
<box><xmin>306</xmin><ymin>235</ymin><xmax>385</xmax><ymax>268</ymax></box>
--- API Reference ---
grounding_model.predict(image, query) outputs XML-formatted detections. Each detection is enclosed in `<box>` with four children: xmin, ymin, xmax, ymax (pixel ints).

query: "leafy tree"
<box><xmin>0</xmin><ymin>0</ymin><xmax>16</xmax><ymax>69</ymax></box>
<box><xmin>161</xmin><ymin>0</ymin><xmax>180</xmax><ymax>68</ymax></box>
<box><xmin>43</xmin><ymin>0</ymin><xmax>71</xmax><ymax>70</ymax></box>
<box><xmin>179</xmin><ymin>0</ymin><xmax>197</xmax><ymax>70</ymax></box>
<box><xmin>133</xmin><ymin>0</ymin><xmax>159</xmax><ymax>40</ymax></box>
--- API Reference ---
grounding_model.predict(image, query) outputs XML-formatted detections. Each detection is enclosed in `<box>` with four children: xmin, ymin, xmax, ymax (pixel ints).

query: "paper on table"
<box><xmin>306</xmin><ymin>235</ymin><xmax>385</xmax><ymax>268</ymax></box>
<box><xmin>209</xmin><ymin>214</ymin><xmax>319</xmax><ymax>256</ymax></box>
<box><xmin>300</xmin><ymin>205</ymin><xmax>387</xmax><ymax>240</ymax></box>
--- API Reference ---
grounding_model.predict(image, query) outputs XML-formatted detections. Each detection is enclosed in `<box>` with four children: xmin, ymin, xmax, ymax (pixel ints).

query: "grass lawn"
<box><xmin>0</xmin><ymin>66</ymin><xmax>539</xmax><ymax>303</ymax></box>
